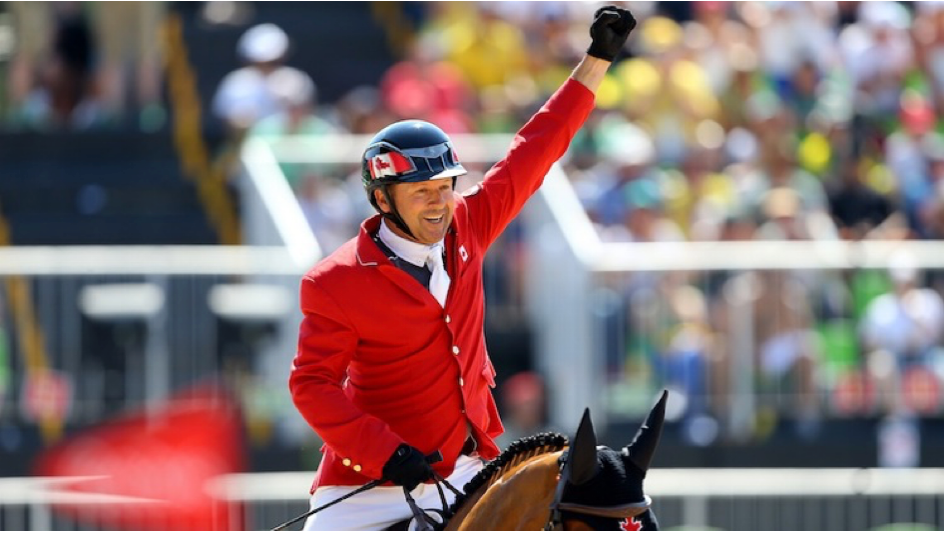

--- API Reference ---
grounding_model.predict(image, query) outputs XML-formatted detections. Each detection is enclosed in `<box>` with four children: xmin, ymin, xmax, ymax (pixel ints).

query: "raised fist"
<box><xmin>587</xmin><ymin>5</ymin><xmax>637</xmax><ymax>62</ymax></box>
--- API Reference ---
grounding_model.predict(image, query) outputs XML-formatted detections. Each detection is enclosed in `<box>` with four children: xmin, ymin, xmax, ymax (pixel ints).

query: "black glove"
<box><xmin>586</xmin><ymin>5</ymin><xmax>637</xmax><ymax>62</ymax></box>
<box><xmin>381</xmin><ymin>444</ymin><xmax>434</xmax><ymax>491</ymax></box>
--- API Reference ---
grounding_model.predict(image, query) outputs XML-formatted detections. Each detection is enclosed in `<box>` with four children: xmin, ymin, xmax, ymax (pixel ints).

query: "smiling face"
<box><xmin>375</xmin><ymin>179</ymin><xmax>455</xmax><ymax>244</ymax></box>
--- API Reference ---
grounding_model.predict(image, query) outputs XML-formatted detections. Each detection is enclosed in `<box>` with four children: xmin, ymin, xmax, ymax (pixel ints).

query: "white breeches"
<box><xmin>303</xmin><ymin>455</ymin><xmax>484</xmax><ymax>531</ymax></box>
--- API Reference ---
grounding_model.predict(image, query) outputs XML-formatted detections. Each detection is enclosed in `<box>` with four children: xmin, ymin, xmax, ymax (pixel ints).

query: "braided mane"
<box><xmin>444</xmin><ymin>432</ymin><xmax>568</xmax><ymax>521</ymax></box>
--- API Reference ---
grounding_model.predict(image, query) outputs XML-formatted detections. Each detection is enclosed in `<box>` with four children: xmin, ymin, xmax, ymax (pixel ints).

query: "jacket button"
<box><xmin>452</xmin><ymin>346</ymin><xmax>460</xmax><ymax>355</ymax></box>
<box><xmin>459</xmin><ymin>378</ymin><xmax>464</xmax><ymax>387</ymax></box>
<box><xmin>342</xmin><ymin>458</ymin><xmax>352</xmax><ymax>467</ymax></box>
<box><xmin>445</xmin><ymin>315</ymin><xmax>451</xmax><ymax>323</ymax></box>
<box><xmin>353</xmin><ymin>465</ymin><xmax>362</xmax><ymax>472</ymax></box>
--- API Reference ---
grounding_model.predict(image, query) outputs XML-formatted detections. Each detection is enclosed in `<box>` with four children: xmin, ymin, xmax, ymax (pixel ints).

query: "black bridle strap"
<box><xmin>556</xmin><ymin>498</ymin><xmax>651</xmax><ymax>518</ymax></box>
<box><xmin>544</xmin><ymin>459</ymin><xmax>570</xmax><ymax>531</ymax></box>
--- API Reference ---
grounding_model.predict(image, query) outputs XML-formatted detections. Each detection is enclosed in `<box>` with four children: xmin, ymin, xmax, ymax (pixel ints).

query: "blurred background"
<box><xmin>0</xmin><ymin>1</ymin><xmax>941</xmax><ymax>530</ymax></box>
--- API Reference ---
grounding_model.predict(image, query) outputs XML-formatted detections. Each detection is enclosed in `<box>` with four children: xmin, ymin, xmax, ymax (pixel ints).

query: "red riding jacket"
<box><xmin>290</xmin><ymin>78</ymin><xmax>595</xmax><ymax>491</ymax></box>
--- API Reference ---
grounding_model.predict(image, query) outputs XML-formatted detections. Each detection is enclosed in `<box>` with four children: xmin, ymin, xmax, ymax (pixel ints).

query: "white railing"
<box><xmin>239</xmin><ymin>139</ymin><xmax>321</xmax><ymax>269</ymax></box>
<box><xmin>0</xmin><ymin>245</ymin><xmax>308</xmax><ymax>432</ymax></box>
<box><xmin>0</xmin><ymin>245</ymin><xmax>300</xmax><ymax>276</ymax></box>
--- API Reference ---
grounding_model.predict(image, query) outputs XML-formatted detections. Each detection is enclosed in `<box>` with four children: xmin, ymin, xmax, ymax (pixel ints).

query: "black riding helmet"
<box><xmin>361</xmin><ymin>120</ymin><xmax>466</xmax><ymax>238</ymax></box>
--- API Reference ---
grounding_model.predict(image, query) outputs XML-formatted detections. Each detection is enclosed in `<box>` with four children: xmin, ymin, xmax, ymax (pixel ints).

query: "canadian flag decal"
<box><xmin>619</xmin><ymin>517</ymin><xmax>643</xmax><ymax>531</ymax></box>
<box><xmin>370</xmin><ymin>151</ymin><xmax>413</xmax><ymax>179</ymax></box>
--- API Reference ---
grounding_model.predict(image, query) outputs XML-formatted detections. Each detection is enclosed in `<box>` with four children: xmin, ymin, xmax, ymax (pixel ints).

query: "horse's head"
<box><xmin>549</xmin><ymin>390</ymin><xmax>668</xmax><ymax>531</ymax></box>
<box><xmin>445</xmin><ymin>391</ymin><xmax>667</xmax><ymax>531</ymax></box>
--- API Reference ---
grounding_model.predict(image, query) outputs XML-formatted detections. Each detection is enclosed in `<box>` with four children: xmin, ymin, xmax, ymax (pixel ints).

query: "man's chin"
<box><xmin>414</xmin><ymin>222</ymin><xmax>449</xmax><ymax>244</ymax></box>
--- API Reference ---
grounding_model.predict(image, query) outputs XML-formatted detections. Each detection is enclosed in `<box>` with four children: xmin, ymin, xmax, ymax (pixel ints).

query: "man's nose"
<box><xmin>431</xmin><ymin>190</ymin><xmax>449</xmax><ymax>205</ymax></box>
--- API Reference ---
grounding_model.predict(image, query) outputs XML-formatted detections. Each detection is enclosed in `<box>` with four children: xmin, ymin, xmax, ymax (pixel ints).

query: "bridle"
<box><xmin>544</xmin><ymin>451</ymin><xmax>652</xmax><ymax>531</ymax></box>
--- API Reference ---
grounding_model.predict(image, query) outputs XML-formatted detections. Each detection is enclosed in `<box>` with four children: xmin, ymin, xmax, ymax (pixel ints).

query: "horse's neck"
<box><xmin>443</xmin><ymin>483</ymin><xmax>489</xmax><ymax>530</ymax></box>
<box><xmin>450</xmin><ymin>451</ymin><xmax>562</xmax><ymax>531</ymax></box>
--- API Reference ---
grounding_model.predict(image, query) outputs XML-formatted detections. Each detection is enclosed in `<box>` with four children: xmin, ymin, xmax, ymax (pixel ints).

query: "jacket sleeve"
<box><xmin>289</xmin><ymin>275</ymin><xmax>402</xmax><ymax>480</ymax></box>
<box><xmin>464</xmin><ymin>78</ymin><xmax>595</xmax><ymax>249</ymax></box>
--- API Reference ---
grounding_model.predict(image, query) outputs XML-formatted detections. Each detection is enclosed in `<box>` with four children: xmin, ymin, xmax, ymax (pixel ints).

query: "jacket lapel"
<box><xmin>356</xmin><ymin>216</ymin><xmax>435</xmax><ymax>306</ymax></box>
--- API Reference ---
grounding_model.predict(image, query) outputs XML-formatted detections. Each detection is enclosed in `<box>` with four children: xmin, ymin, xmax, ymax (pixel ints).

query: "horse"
<box><xmin>440</xmin><ymin>390</ymin><xmax>668</xmax><ymax>531</ymax></box>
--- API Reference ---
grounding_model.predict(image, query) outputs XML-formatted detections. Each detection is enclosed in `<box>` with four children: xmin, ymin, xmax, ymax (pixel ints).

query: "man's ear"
<box><xmin>374</xmin><ymin>188</ymin><xmax>391</xmax><ymax>214</ymax></box>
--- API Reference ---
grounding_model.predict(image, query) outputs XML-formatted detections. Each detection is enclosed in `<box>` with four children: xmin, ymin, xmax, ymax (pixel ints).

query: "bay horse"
<box><xmin>440</xmin><ymin>390</ymin><xmax>667</xmax><ymax>531</ymax></box>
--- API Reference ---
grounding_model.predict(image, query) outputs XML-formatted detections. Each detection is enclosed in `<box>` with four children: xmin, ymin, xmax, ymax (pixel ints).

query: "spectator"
<box><xmin>916</xmin><ymin>159</ymin><xmax>943</xmax><ymax>241</ymax></box>
<box><xmin>379</xmin><ymin>34</ymin><xmax>475</xmax><ymax>133</ymax></box>
<box><xmin>331</xmin><ymin>85</ymin><xmax>396</xmax><ymax>135</ymax></box>
<box><xmin>754</xmin><ymin>187</ymin><xmax>837</xmax><ymax>242</ymax></box>
<box><xmin>845</xmin><ymin>2</ymin><xmax>915</xmax><ymax>118</ymax></box>
<box><xmin>909</xmin><ymin>2</ymin><xmax>943</xmax><ymax>118</ymax></box>
<box><xmin>615</xmin><ymin>16</ymin><xmax>719</xmax><ymax>164</ymax></box>
<box><xmin>752</xmin><ymin>270</ymin><xmax>824</xmax><ymax>434</ymax></box>
<box><xmin>248</xmin><ymin>68</ymin><xmax>340</xmax><ymax>190</ymax></box>
<box><xmin>91</xmin><ymin>2</ymin><xmax>165</xmax><ymax>126</ymax></box>
<box><xmin>860</xmin><ymin>254</ymin><xmax>944</xmax><ymax>414</ymax></box>
<box><xmin>653</xmin><ymin>284</ymin><xmax>716</xmax><ymax>421</ymax></box>
<box><xmin>827</xmin><ymin>158</ymin><xmax>903</xmax><ymax>240</ymax></box>
<box><xmin>6</xmin><ymin>2</ymin><xmax>163</xmax><ymax>130</ymax></box>
<box><xmin>577</xmin><ymin>118</ymin><xmax>655</xmax><ymax>233</ymax></box>
<box><xmin>885</xmin><ymin>92</ymin><xmax>941</xmax><ymax>237</ymax></box>
<box><xmin>211</xmin><ymin>23</ymin><xmax>315</xmax><ymax>134</ymax></box>
<box><xmin>12</xmin><ymin>11</ymin><xmax>111</xmax><ymax>130</ymax></box>
<box><xmin>425</xmin><ymin>3</ymin><xmax>529</xmax><ymax>92</ymax></box>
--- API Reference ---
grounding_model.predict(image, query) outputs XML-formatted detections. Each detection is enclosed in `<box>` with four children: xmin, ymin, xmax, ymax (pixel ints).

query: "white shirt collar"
<box><xmin>378</xmin><ymin>219</ymin><xmax>444</xmax><ymax>268</ymax></box>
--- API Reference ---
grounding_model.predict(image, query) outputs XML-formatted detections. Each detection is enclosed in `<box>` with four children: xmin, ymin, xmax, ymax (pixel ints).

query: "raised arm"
<box><xmin>462</xmin><ymin>5</ymin><xmax>637</xmax><ymax>249</ymax></box>
<box><xmin>570</xmin><ymin>56</ymin><xmax>612</xmax><ymax>94</ymax></box>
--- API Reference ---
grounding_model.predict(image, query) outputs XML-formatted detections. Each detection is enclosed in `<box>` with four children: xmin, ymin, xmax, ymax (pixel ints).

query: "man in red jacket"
<box><xmin>290</xmin><ymin>6</ymin><xmax>637</xmax><ymax>530</ymax></box>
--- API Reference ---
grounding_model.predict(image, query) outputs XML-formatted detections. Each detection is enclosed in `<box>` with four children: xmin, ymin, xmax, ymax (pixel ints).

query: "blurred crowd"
<box><xmin>0</xmin><ymin>2</ymin><xmax>165</xmax><ymax>131</ymax></box>
<box><xmin>228</xmin><ymin>1</ymin><xmax>944</xmax><ymax>444</ymax></box>
<box><xmin>1</xmin><ymin>2</ymin><xmax>942</xmax><ymax>449</ymax></box>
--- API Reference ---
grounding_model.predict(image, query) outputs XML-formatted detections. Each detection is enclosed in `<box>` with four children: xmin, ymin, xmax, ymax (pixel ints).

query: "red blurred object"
<box><xmin>900</xmin><ymin>99</ymin><xmax>934</xmax><ymax>135</ymax></box>
<box><xmin>33</xmin><ymin>387</ymin><xmax>246</xmax><ymax>530</ymax></box>
<box><xmin>380</xmin><ymin>60</ymin><xmax>472</xmax><ymax>120</ymax></box>
<box><xmin>502</xmin><ymin>371</ymin><xmax>544</xmax><ymax>405</ymax></box>
<box><xmin>832</xmin><ymin>370</ymin><xmax>876</xmax><ymax>416</ymax></box>
<box><xmin>694</xmin><ymin>1</ymin><xmax>726</xmax><ymax>14</ymax></box>
<box><xmin>901</xmin><ymin>366</ymin><xmax>943</xmax><ymax>414</ymax></box>
<box><xmin>21</xmin><ymin>369</ymin><xmax>73</xmax><ymax>423</ymax></box>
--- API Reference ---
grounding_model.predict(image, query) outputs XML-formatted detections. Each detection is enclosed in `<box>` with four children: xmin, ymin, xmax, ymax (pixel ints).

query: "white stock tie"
<box><xmin>425</xmin><ymin>244</ymin><xmax>450</xmax><ymax>307</ymax></box>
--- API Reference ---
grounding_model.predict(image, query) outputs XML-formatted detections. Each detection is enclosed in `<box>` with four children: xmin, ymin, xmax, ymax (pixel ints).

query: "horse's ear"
<box><xmin>624</xmin><ymin>390</ymin><xmax>667</xmax><ymax>473</ymax></box>
<box><xmin>568</xmin><ymin>408</ymin><xmax>600</xmax><ymax>485</ymax></box>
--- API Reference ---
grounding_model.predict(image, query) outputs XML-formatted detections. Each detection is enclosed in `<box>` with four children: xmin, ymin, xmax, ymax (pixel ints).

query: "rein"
<box><xmin>271</xmin><ymin>479</ymin><xmax>382</xmax><ymax>531</ymax></box>
<box><xmin>271</xmin><ymin>451</ymin><xmax>451</xmax><ymax>531</ymax></box>
<box><xmin>405</xmin><ymin>472</ymin><xmax>464</xmax><ymax>531</ymax></box>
